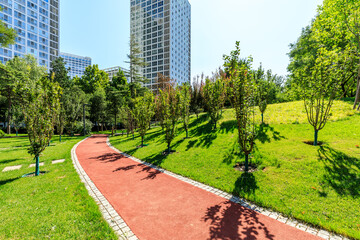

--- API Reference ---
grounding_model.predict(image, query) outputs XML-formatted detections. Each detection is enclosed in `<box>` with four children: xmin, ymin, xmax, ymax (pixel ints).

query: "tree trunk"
<box><xmin>314</xmin><ymin>130</ymin><xmax>319</xmax><ymax>146</ymax></box>
<box><xmin>167</xmin><ymin>142</ymin><xmax>171</xmax><ymax>154</ymax></box>
<box><xmin>141</xmin><ymin>136</ymin><xmax>144</xmax><ymax>147</ymax></box>
<box><xmin>114</xmin><ymin>112</ymin><xmax>117</xmax><ymax>133</ymax></box>
<box><xmin>353</xmin><ymin>57</ymin><xmax>360</xmax><ymax>109</ymax></box>
<box><xmin>35</xmin><ymin>155</ymin><xmax>40</xmax><ymax>176</ymax></box>
<box><xmin>186</xmin><ymin>128</ymin><xmax>188</xmax><ymax>138</ymax></box>
<box><xmin>16</xmin><ymin>130</ymin><xmax>18</xmax><ymax>137</ymax></box>
<box><xmin>245</xmin><ymin>154</ymin><xmax>249</xmax><ymax>172</ymax></box>
<box><xmin>60</xmin><ymin>135</ymin><xmax>62</xmax><ymax>142</ymax></box>
<box><xmin>261</xmin><ymin>113</ymin><xmax>264</xmax><ymax>124</ymax></box>
<box><xmin>7</xmin><ymin>95</ymin><xmax>11</xmax><ymax>135</ymax></box>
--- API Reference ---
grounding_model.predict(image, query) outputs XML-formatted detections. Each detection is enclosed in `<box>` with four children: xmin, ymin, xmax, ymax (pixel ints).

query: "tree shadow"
<box><xmin>233</xmin><ymin>172</ymin><xmax>259</xmax><ymax>196</ymax></box>
<box><xmin>91</xmin><ymin>152</ymin><xmax>124</xmax><ymax>163</ymax></box>
<box><xmin>256</xmin><ymin>123</ymin><xmax>285</xmax><ymax>144</ymax></box>
<box><xmin>185</xmin><ymin>132</ymin><xmax>218</xmax><ymax>150</ymax></box>
<box><xmin>0</xmin><ymin>177</ymin><xmax>20</xmax><ymax>187</ymax></box>
<box><xmin>203</xmin><ymin>200</ymin><xmax>275</xmax><ymax>240</ymax></box>
<box><xmin>188</xmin><ymin>113</ymin><xmax>209</xmax><ymax>129</ymax></box>
<box><xmin>112</xmin><ymin>163</ymin><xmax>163</xmax><ymax>180</ymax></box>
<box><xmin>0</xmin><ymin>159</ymin><xmax>21</xmax><ymax>165</ymax></box>
<box><xmin>318</xmin><ymin>146</ymin><xmax>360</xmax><ymax>197</ymax></box>
<box><xmin>219</xmin><ymin>120</ymin><xmax>237</xmax><ymax>134</ymax></box>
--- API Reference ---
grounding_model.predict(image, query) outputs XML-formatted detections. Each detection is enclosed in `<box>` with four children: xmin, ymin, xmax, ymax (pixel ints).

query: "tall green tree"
<box><xmin>203</xmin><ymin>78</ymin><xmax>225</xmax><ymax>130</ymax></box>
<box><xmin>49</xmin><ymin>57</ymin><xmax>71</xmax><ymax>89</ymax></box>
<box><xmin>126</xmin><ymin>34</ymin><xmax>148</xmax><ymax>85</ymax></box>
<box><xmin>190</xmin><ymin>76</ymin><xmax>204</xmax><ymax>119</ymax></box>
<box><xmin>17</xmin><ymin>75</ymin><xmax>61</xmax><ymax>176</ymax></box>
<box><xmin>132</xmin><ymin>92</ymin><xmax>155</xmax><ymax>147</ymax></box>
<box><xmin>224</xmin><ymin>42</ymin><xmax>257</xmax><ymax>173</ymax></box>
<box><xmin>179</xmin><ymin>83</ymin><xmax>191</xmax><ymax>138</ymax></box>
<box><xmin>74</xmin><ymin>65</ymin><xmax>109</xmax><ymax>94</ymax></box>
<box><xmin>90</xmin><ymin>88</ymin><xmax>107</xmax><ymax>132</ymax></box>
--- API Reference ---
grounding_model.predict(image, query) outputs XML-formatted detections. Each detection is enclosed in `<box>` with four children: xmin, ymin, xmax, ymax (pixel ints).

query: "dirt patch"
<box><xmin>234</xmin><ymin>162</ymin><xmax>258</xmax><ymax>173</ymax></box>
<box><xmin>162</xmin><ymin>150</ymin><xmax>177</xmax><ymax>155</ymax></box>
<box><xmin>303</xmin><ymin>140</ymin><xmax>324</xmax><ymax>146</ymax></box>
<box><xmin>22</xmin><ymin>171</ymin><xmax>47</xmax><ymax>178</ymax></box>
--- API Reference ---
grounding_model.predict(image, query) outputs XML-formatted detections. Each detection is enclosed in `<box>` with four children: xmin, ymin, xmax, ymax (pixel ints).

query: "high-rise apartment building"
<box><xmin>0</xmin><ymin>0</ymin><xmax>60</xmax><ymax>67</ymax></box>
<box><xmin>60</xmin><ymin>52</ymin><xmax>91</xmax><ymax>78</ymax></box>
<box><xmin>130</xmin><ymin>0</ymin><xmax>191</xmax><ymax>90</ymax></box>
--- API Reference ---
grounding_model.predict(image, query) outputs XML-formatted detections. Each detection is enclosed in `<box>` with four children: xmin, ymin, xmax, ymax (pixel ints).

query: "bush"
<box><xmin>0</xmin><ymin>129</ymin><xmax>5</xmax><ymax>138</ymax></box>
<box><xmin>74</xmin><ymin>120</ymin><xmax>93</xmax><ymax>135</ymax></box>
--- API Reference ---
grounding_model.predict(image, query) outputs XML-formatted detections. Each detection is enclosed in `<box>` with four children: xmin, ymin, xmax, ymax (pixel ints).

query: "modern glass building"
<box><xmin>60</xmin><ymin>52</ymin><xmax>91</xmax><ymax>79</ymax></box>
<box><xmin>130</xmin><ymin>0</ymin><xmax>191</xmax><ymax>90</ymax></box>
<box><xmin>0</xmin><ymin>0</ymin><xmax>60</xmax><ymax>67</ymax></box>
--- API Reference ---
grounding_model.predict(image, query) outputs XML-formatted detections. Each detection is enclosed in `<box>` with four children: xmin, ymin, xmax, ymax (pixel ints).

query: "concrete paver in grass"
<box><xmin>29</xmin><ymin>162</ymin><xmax>44</xmax><ymax>168</ymax></box>
<box><xmin>2</xmin><ymin>165</ymin><xmax>22</xmax><ymax>172</ymax></box>
<box><xmin>52</xmin><ymin>159</ymin><xmax>65</xmax><ymax>164</ymax></box>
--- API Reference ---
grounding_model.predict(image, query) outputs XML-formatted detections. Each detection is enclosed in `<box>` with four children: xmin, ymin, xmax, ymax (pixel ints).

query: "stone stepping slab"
<box><xmin>52</xmin><ymin>159</ymin><xmax>65</xmax><ymax>164</ymax></box>
<box><xmin>2</xmin><ymin>165</ymin><xmax>22</xmax><ymax>172</ymax></box>
<box><xmin>29</xmin><ymin>162</ymin><xmax>44</xmax><ymax>168</ymax></box>
<box><xmin>2</xmin><ymin>159</ymin><xmax>66</xmax><ymax>173</ymax></box>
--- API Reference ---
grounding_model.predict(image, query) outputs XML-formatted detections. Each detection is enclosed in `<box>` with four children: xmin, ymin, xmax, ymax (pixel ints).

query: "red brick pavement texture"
<box><xmin>76</xmin><ymin>135</ymin><xmax>322</xmax><ymax>240</ymax></box>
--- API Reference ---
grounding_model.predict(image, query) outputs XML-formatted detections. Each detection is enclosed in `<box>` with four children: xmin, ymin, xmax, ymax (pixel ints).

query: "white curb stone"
<box><xmin>2</xmin><ymin>165</ymin><xmax>22</xmax><ymax>172</ymax></box>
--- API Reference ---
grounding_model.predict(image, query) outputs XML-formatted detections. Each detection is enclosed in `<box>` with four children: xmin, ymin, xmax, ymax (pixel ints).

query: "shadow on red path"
<box><xmin>76</xmin><ymin>135</ymin><xmax>322</xmax><ymax>240</ymax></box>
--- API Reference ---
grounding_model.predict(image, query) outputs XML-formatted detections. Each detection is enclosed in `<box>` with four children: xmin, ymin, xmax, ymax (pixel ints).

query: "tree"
<box><xmin>190</xmin><ymin>76</ymin><xmax>204</xmax><ymax>119</ymax></box>
<box><xmin>10</xmin><ymin>105</ymin><xmax>23</xmax><ymax>137</ymax></box>
<box><xmin>1</xmin><ymin>55</ymin><xmax>46</xmax><ymax>134</ymax></box>
<box><xmin>90</xmin><ymin>88</ymin><xmax>107</xmax><ymax>132</ymax></box>
<box><xmin>49</xmin><ymin>57</ymin><xmax>71</xmax><ymax>89</ymax></box>
<box><xmin>224</xmin><ymin>42</ymin><xmax>257</xmax><ymax>172</ymax></box>
<box><xmin>74</xmin><ymin>65</ymin><xmax>109</xmax><ymax>94</ymax></box>
<box><xmin>17</xmin><ymin>75</ymin><xmax>61</xmax><ymax>176</ymax></box>
<box><xmin>299</xmin><ymin>51</ymin><xmax>345</xmax><ymax>146</ymax></box>
<box><xmin>202</xmin><ymin>78</ymin><xmax>225</xmax><ymax>130</ymax></box>
<box><xmin>133</xmin><ymin>92</ymin><xmax>155</xmax><ymax>147</ymax></box>
<box><xmin>0</xmin><ymin>15</ymin><xmax>16</xmax><ymax>47</ymax></box>
<box><xmin>157</xmin><ymin>85</ymin><xmax>181</xmax><ymax>154</ymax></box>
<box><xmin>179</xmin><ymin>83</ymin><xmax>191</xmax><ymax>138</ymax></box>
<box><xmin>126</xmin><ymin>34</ymin><xmax>148</xmax><ymax>97</ymax></box>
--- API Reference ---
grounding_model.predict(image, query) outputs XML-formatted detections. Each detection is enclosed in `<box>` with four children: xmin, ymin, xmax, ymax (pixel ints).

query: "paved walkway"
<box><xmin>75</xmin><ymin>135</ymin><xmax>323</xmax><ymax>240</ymax></box>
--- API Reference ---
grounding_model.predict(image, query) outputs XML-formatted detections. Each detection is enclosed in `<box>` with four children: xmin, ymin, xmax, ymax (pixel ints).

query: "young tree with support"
<box><xmin>133</xmin><ymin>92</ymin><xmax>155</xmax><ymax>147</ymax></box>
<box><xmin>157</xmin><ymin>85</ymin><xmax>181</xmax><ymax>154</ymax></box>
<box><xmin>224</xmin><ymin>42</ymin><xmax>257</xmax><ymax>173</ymax></box>
<box><xmin>179</xmin><ymin>83</ymin><xmax>191</xmax><ymax>138</ymax></box>
<box><xmin>202</xmin><ymin>78</ymin><xmax>225</xmax><ymax>130</ymax></box>
<box><xmin>17</xmin><ymin>75</ymin><xmax>61</xmax><ymax>176</ymax></box>
<box><xmin>300</xmin><ymin>51</ymin><xmax>345</xmax><ymax>146</ymax></box>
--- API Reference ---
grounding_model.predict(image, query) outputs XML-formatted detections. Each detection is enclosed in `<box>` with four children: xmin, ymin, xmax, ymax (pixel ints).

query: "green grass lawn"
<box><xmin>110</xmin><ymin>100</ymin><xmax>360</xmax><ymax>239</ymax></box>
<box><xmin>0</xmin><ymin>135</ymin><xmax>117</xmax><ymax>240</ymax></box>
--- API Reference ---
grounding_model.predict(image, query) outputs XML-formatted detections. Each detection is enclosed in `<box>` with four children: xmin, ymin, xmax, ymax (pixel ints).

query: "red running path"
<box><xmin>76</xmin><ymin>135</ymin><xmax>322</xmax><ymax>240</ymax></box>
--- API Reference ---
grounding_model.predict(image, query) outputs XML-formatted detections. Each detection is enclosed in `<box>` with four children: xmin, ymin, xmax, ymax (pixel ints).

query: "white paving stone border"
<box><xmin>106</xmin><ymin>137</ymin><xmax>350</xmax><ymax>240</ymax></box>
<box><xmin>71</xmin><ymin>138</ymin><xmax>138</xmax><ymax>240</ymax></box>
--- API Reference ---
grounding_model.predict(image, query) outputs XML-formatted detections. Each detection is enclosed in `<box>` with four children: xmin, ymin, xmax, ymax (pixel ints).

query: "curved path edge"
<box><xmin>71</xmin><ymin>137</ymin><xmax>138</xmax><ymax>240</ymax></box>
<box><xmin>105</xmin><ymin>137</ymin><xmax>348</xmax><ymax>240</ymax></box>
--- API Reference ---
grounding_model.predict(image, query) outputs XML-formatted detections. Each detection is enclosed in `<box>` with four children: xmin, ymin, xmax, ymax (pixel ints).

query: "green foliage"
<box><xmin>224</xmin><ymin>42</ymin><xmax>257</xmax><ymax>172</ymax></box>
<box><xmin>0</xmin><ymin>15</ymin><xmax>16</xmax><ymax>47</ymax></box>
<box><xmin>90</xmin><ymin>88</ymin><xmax>107</xmax><ymax>132</ymax></box>
<box><xmin>74</xmin><ymin>65</ymin><xmax>109</xmax><ymax>94</ymax></box>
<box><xmin>190</xmin><ymin>75</ymin><xmax>205</xmax><ymax>118</ymax></box>
<box><xmin>203</xmin><ymin>78</ymin><xmax>225</xmax><ymax>129</ymax></box>
<box><xmin>49</xmin><ymin>57</ymin><xmax>71</xmax><ymax>89</ymax></box>
<box><xmin>157</xmin><ymin>85</ymin><xmax>181</xmax><ymax>152</ymax></box>
<box><xmin>179</xmin><ymin>83</ymin><xmax>191</xmax><ymax>138</ymax></box>
<box><xmin>74</xmin><ymin>119</ymin><xmax>93</xmax><ymax>135</ymax></box>
<box><xmin>133</xmin><ymin>92</ymin><xmax>155</xmax><ymax>146</ymax></box>
<box><xmin>17</xmin><ymin>75</ymin><xmax>61</xmax><ymax>158</ymax></box>
<box><xmin>126</xmin><ymin>34</ymin><xmax>148</xmax><ymax>85</ymax></box>
<box><xmin>0</xmin><ymin>129</ymin><xmax>4</xmax><ymax>138</ymax></box>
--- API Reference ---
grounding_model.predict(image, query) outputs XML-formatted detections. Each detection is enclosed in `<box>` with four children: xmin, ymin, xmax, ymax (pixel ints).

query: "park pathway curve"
<box><xmin>75</xmin><ymin>135</ymin><xmax>323</xmax><ymax>240</ymax></box>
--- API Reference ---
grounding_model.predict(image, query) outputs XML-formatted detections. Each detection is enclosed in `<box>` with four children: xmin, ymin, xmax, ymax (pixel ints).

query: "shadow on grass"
<box><xmin>202</xmin><ymin>200</ymin><xmax>274</xmax><ymax>240</ymax></box>
<box><xmin>318</xmin><ymin>146</ymin><xmax>360</xmax><ymax>197</ymax></box>
<box><xmin>219</xmin><ymin>120</ymin><xmax>237</xmax><ymax>134</ymax></box>
<box><xmin>256</xmin><ymin>124</ymin><xmax>285</xmax><ymax>144</ymax></box>
<box><xmin>233</xmin><ymin>172</ymin><xmax>259</xmax><ymax>196</ymax></box>
<box><xmin>0</xmin><ymin>177</ymin><xmax>20</xmax><ymax>187</ymax></box>
<box><xmin>0</xmin><ymin>159</ymin><xmax>22</xmax><ymax>165</ymax></box>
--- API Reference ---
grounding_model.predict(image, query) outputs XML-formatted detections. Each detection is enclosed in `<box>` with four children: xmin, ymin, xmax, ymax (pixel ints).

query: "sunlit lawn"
<box><xmin>0</xmin><ymin>135</ymin><xmax>117</xmax><ymax>239</ymax></box>
<box><xmin>110</xmin><ymin>100</ymin><xmax>360</xmax><ymax>239</ymax></box>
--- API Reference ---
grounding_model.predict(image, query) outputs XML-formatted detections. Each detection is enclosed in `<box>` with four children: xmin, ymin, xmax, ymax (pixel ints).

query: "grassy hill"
<box><xmin>110</xmin><ymin>100</ymin><xmax>360</xmax><ymax>239</ymax></box>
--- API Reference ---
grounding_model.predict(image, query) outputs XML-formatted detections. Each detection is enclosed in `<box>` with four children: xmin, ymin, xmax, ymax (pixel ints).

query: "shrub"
<box><xmin>74</xmin><ymin>120</ymin><xmax>93</xmax><ymax>135</ymax></box>
<box><xmin>0</xmin><ymin>129</ymin><xmax>5</xmax><ymax>138</ymax></box>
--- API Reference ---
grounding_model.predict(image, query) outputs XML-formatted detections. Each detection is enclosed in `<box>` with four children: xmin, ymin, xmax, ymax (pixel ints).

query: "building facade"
<box><xmin>130</xmin><ymin>0</ymin><xmax>191</xmax><ymax>90</ymax></box>
<box><xmin>0</xmin><ymin>0</ymin><xmax>60</xmax><ymax>67</ymax></box>
<box><xmin>102</xmin><ymin>66</ymin><xmax>129</xmax><ymax>81</ymax></box>
<box><xmin>60</xmin><ymin>52</ymin><xmax>91</xmax><ymax>78</ymax></box>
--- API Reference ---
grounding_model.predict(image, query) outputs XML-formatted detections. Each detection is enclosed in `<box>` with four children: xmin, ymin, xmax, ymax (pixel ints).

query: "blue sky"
<box><xmin>60</xmin><ymin>0</ymin><xmax>323</xmax><ymax>79</ymax></box>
